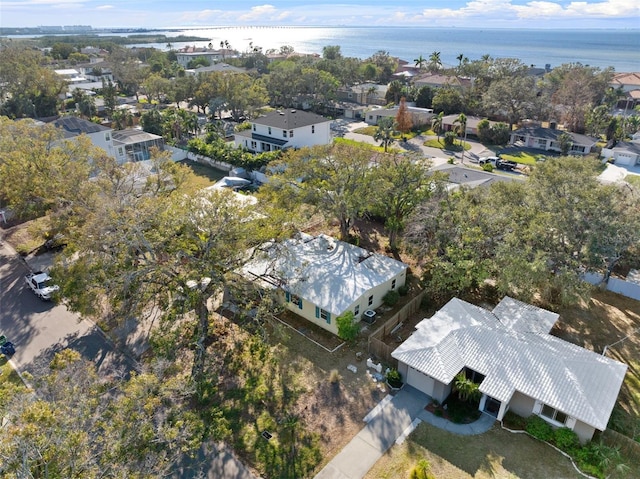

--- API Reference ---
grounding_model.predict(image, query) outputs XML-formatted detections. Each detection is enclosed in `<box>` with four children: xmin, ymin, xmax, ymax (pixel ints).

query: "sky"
<box><xmin>1</xmin><ymin>0</ymin><xmax>639</xmax><ymax>29</ymax></box>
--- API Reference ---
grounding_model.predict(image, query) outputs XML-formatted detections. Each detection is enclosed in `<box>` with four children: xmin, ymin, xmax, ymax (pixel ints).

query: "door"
<box><xmin>407</xmin><ymin>367</ymin><xmax>435</xmax><ymax>396</ymax></box>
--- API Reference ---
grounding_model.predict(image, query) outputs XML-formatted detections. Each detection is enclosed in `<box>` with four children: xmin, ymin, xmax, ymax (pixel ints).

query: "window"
<box><xmin>105</xmin><ymin>133</ymin><xmax>111</xmax><ymax>141</ymax></box>
<box><xmin>315</xmin><ymin>306</ymin><xmax>331</xmax><ymax>323</ymax></box>
<box><xmin>283</xmin><ymin>130</ymin><xmax>287</xmax><ymax>138</ymax></box>
<box><xmin>118</xmin><ymin>147</ymin><xmax>124</xmax><ymax>156</ymax></box>
<box><xmin>354</xmin><ymin>305</ymin><xmax>360</xmax><ymax>316</ymax></box>
<box><xmin>268</xmin><ymin>127</ymin><xmax>272</xmax><ymax>135</ymax></box>
<box><xmin>312</xmin><ymin>125</ymin><xmax>315</xmax><ymax>134</ymax></box>
<box><xmin>289</xmin><ymin>130</ymin><xmax>294</xmax><ymax>138</ymax></box>
<box><xmin>540</xmin><ymin>404</ymin><xmax>568</xmax><ymax>425</ymax></box>
<box><xmin>252</xmin><ymin>124</ymin><xmax>256</xmax><ymax>131</ymax></box>
<box><xmin>392</xmin><ymin>279</ymin><xmax>396</xmax><ymax>289</ymax></box>
<box><xmin>368</xmin><ymin>295</ymin><xmax>373</xmax><ymax>306</ymax></box>
<box><xmin>250</xmin><ymin>141</ymin><xmax>257</xmax><ymax>150</ymax></box>
<box><xmin>290</xmin><ymin>294</ymin><xmax>302</xmax><ymax>309</ymax></box>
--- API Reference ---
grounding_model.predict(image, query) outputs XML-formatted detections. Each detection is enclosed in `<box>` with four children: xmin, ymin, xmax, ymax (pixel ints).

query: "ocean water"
<box><xmin>146</xmin><ymin>26</ymin><xmax>640</xmax><ymax>72</ymax></box>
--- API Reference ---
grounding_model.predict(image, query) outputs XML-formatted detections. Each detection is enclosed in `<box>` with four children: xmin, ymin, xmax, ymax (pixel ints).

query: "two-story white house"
<box><xmin>52</xmin><ymin>116</ymin><xmax>115</xmax><ymax>156</ymax></box>
<box><xmin>234</xmin><ymin>109</ymin><xmax>332</xmax><ymax>153</ymax></box>
<box><xmin>242</xmin><ymin>233</ymin><xmax>408</xmax><ymax>336</ymax></box>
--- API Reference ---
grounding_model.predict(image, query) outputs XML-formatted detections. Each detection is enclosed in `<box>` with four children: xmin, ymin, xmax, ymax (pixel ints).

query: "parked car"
<box><xmin>496</xmin><ymin>159</ymin><xmax>518</xmax><ymax>171</ymax></box>
<box><xmin>25</xmin><ymin>271</ymin><xmax>59</xmax><ymax>300</ymax></box>
<box><xmin>0</xmin><ymin>335</ymin><xmax>15</xmax><ymax>357</ymax></box>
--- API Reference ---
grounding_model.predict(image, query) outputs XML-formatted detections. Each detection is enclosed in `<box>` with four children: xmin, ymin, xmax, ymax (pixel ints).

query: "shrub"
<box><xmin>553</xmin><ymin>427</ymin><xmax>579</xmax><ymax>453</ymax></box>
<box><xmin>329</xmin><ymin>369</ymin><xmax>342</xmax><ymax>384</ymax></box>
<box><xmin>443</xmin><ymin>131</ymin><xmax>456</xmax><ymax>148</ymax></box>
<box><xmin>383</xmin><ymin>290</ymin><xmax>400</xmax><ymax>306</ymax></box>
<box><xmin>447</xmin><ymin>156</ymin><xmax>455</xmax><ymax>164</ymax></box>
<box><xmin>336</xmin><ymin>311</ymin><xmax>359</xmax><ymax>342</ymax></box>
<box><xmin>398</xmin><ymin>284</ymin><xmax>409</xmax><ymax>296</ymax></box>
<box><xmin>502</xmin><ymin>410</ymin><xmax>527</xmax><ymax>429</ymax></box>
<box><xmin>386</xmin><ymin>368</ymin><xmax>402</xmax><ymax>388</ymax></box>
<box><xmin>409</xmin><ymin>459</ymin><xmax>434</xmax><ymax>479</ymax></box>
<box><xmin>482</xmin><ymin>163</ymin><xmax>494</xmax><ymax>172</ymax></box>
<box><xmin>525</xmin><ymin>415</ymin><xmax>554</xmax><ymax>442</ymax></box>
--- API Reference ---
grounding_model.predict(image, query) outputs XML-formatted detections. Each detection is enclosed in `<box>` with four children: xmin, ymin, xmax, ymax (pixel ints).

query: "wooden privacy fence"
<box><xmin>601</xmin><ymin>429</ymin><xmax>640</xmax><ymax>464</ymax></box>
<box><xmin>367</xmin><ymin>290</ymin><xmax>426</xmax><ymax>365</ymax></box>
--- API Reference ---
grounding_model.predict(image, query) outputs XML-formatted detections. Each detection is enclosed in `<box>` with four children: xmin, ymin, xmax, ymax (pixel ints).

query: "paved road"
<box><xmin>0</xmin><ymin>241</ymin><xmax>135</xmax><ymax>381</ymax></box>
<box><xmin>0</xmin><ymin>239</ymin><xmax>256</xmax><ymax>479</ymax></box>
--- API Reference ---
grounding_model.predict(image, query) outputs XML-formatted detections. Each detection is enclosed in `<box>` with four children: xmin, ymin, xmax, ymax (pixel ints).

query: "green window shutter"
<box><xmin>315</xmin><ymin>306</ymin><xmax>320</xmax><ymax>318</ymax></box>
<box><xmin>298</xmin><ymin>299</ymin><xmax>303</xmax><ymax>310</ymax></box>
<box><xmin>285</xmin><ymin>291</ymin><xmax>290</xmax><ymax>302</ymax></box>
<box><xmin>326</xmin><ymin>312</ymin><xmax>331</xmax><ymax>324</ymax></box>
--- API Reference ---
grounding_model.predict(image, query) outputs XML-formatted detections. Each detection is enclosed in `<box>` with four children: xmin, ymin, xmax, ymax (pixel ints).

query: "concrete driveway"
<box><xmin>314</xmin><ymin>386</ymin><xmax>430</xmax><ymax>479</ymax></box>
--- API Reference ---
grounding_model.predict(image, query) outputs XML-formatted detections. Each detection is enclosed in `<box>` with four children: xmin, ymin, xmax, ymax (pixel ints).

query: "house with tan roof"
<box><xmin>610</xmin><ymin>72</ymin><xmax>640</xmax><ymax>109</ymax></box>
<box><xmin>392</xmin><ymin>297</ymin><xmax>627</xmax><ymax>443</ymax></box>
<box><xmin>413</xmin><ymin>73</ymin><xmax>472</xmax><ymax>90</ymax></box>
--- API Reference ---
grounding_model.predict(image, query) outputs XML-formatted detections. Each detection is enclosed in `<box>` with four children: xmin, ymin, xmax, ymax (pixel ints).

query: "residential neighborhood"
<box><xmin>1</xmin><ymin>23</ymin><xmax>640</xmax><ymax>479</ymax></box>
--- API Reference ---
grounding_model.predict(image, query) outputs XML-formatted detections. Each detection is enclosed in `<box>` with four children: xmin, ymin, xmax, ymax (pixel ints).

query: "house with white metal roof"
<box><xmin>242</xmin><ymin>233</ymin><xmax>408</xmax><ymax>335</ymax></box>
<box><xmin>234</xmin><ymin>109</ymin><xmax>332</xmax><ymax>153</ymax></box>
<box><xmin>392</xmin><ymin>297</ymin><xmax>627</xmax><ymax>443</ymax></box>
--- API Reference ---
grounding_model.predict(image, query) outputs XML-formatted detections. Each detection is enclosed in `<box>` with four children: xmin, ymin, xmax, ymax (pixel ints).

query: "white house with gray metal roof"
<box><xmin>234</xmin><ymin>109</ymin><xmax>332</xmax><ymax>153</ymax></box>
<box><xmin>392</xmin><ymin>297</ymin><xmax>627</xmax><ymax>443</ymax></box>
<box><xmin>241</xmin><ymin>233</ymin><xmax>408</xmax><ymax>335</ymax></box>
<box><xmin>509</xmin><ymin>126</ymin><xmax>598</xmax><ymax>155</ymax></box>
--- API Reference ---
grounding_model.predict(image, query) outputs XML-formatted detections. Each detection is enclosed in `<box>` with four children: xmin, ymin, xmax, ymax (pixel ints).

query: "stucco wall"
<box><xmin>573</xmin><ymin>420</ymin><xmax>597</xmax><ymax>444</ymax></box>
<box><xmin>508</xmin><ymin>391</ymin><xmax>536</xmax><ymax>418</ymax></box>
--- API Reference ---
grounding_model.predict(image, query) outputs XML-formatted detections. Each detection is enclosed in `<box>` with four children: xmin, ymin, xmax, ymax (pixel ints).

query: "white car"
<box><xmin>25</xmin><ymin>271</ymin><xmax>59</xmax><ymax>300</ymax></box>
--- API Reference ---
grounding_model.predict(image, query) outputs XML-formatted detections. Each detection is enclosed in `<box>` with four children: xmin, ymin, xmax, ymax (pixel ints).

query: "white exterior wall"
<box><xmin>407</xmin><ymin>366</ymin><xmax>436</xmax><ymax>397</ymax></box>
<box><xmin>572</xmin><ymin>420</ymin><xmax>597</xmax><ymax>444</ymax></box>
<box><xmin>506</xmin><ymin>390</ymin><xmax>536</xmax><ymax>418</ymax></box>
<box><xmin>281</xmin><ymin>268</ymin><xmax>406</xmax><ymax>337</ymax></box>
<box><xmin>282</xmin><ymin>293</ymin><xmax>339</xmax><ymax>336</ymax></box>
<box><xmin>242</xmin><ymin>121</ymin><xmax>332</xmax><ymax>152</ymax></box>
<box><xmin>601</xmin><ymin>147</ymin><xmax>639</xmax><ymax>166</ymax></box>
<box><xmin>87</xmin><ymin>129</ymin><xmax>115</xmax><ymax>158</ymax></box>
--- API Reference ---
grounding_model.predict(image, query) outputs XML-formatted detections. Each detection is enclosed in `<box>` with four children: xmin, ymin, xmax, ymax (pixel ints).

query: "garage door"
<box><xmin>407</xmin><ymin>367</ymin><xmax>435</xmax><ymax>396</ymax></box>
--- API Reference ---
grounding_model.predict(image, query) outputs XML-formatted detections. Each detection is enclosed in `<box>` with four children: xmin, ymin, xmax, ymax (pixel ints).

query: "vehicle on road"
<box><xmin>478</xmin><ymin>156</ymin><xmax>518</xmax><ymax>171</ymax></box>
<box><xmin>25</xmin><ymin>271</ymin><xmax>59</xmax><ymax>300</ymax></box>
<box><xmin>0</xmin><ymin>334</ymin><xmax>15</xmax><ymax>357</ymax></box>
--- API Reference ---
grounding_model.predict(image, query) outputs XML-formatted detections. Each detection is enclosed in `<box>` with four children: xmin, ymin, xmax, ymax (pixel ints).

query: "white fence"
<box><xmin>583</xmin><ymin>272</ymin><xmax>640</xmax><ymax>301</ymax></box>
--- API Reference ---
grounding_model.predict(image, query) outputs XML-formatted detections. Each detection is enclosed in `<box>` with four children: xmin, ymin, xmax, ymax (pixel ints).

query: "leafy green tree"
<box><xmin>0</xmin><ymin>117</ymin><xmax>100</xmax><ymax>218</ymax></box>
<box><xmin>322</xmin><ymin>45</ymin><xmax>342</xmax><ymax>60</ymax></box>
<box><xmin>415</xmin><ymin>86</ymin><xmax>434</xmax><ymax>109</ymax></box>
<box><xmin>51</xmin><ymin>42</ymin><xmax>74</xmax><ymax>60</ymax></box>
<box><xmin>374</xmin><ymin>117</ymin><xmax>396</xmax><ymax>153</ymax></box>
<box><xmin>385</xmin><ymin>80</ymin><xmax>403</xmax><ymax>104</ymax></box>
<box><xmin>262</xmin><ymin>143</ymin><xmax>373</xmax><ymax>241</ymax></box>
<box><xmin>187</xmin><ymin>56</ymin><xmax>211</xmax><ymax>69</ymax></box>
<box><xmin>482</xmin><ymin>76</ymin><xmax>537</xmax><ymax>130</ymax></box>
<box><xmin>369</xmin><ymin>153</ymin><xmax>437</xmax><ymax>251</ymax></box>
<box><xmin>143</xmin><ymin>73</ymin><xmax>172</xmax><ymax>103</ymax></box>
<box><xmin>557</xmin><ymin>131</ymin><xmax>573</xmax><ymax>155</ymax></box>
<box><xmin>101</xmin><ymin>78</ymin><xmax>118</xmax><ymax>118</ymax></box>
<box><xmin>431</xmin><ymin>111</ymin><xmax>444</xmax><ymax>140</ymax></box>
<box><xmin>56</xmin><ymin>154</ymin><xmax>285</xmax><ymax>382</ymax></box>
<box><xmin>0</xmin><ymin>46</ymin><xmax>67</xmax><ymax>118</ymax></box>
<box><xmin>432</xmin><ymin>86</ymin><xmax>463</xmax><ymax>115</ymax></box>
<box><xmin>428</xmin><ymin>51</ymin><xmax>442</xmax><ymax>72</ymax></box>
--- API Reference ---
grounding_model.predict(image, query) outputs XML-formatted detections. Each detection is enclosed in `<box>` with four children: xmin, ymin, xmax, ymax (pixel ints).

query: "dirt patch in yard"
<box><xmin>552</xmin><ymin>289</ymin><xmax>640</xmax><ymax>446</ymax></box>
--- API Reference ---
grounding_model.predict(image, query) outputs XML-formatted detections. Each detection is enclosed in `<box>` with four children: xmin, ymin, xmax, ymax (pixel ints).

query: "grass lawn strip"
<box><xmin>365</xmin><ymin>423</ymin><xmax>583</xmax><ymax>479</ymax></box>
<box><xmin>423</xmin><ymin>138</ymin><xmax>471</xmax><ymax>152</ymax></box>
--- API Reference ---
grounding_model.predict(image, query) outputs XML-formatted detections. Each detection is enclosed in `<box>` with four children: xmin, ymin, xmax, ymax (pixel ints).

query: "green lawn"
<box><xmin>423</xmin><ymin>138</ymin><xmax>471</xmax><ymax>152</ymax></box>
<box><xmin>365</xmin><ymin>423</ymin><xmax>584</xmax><ymax>479</ymax></box>
<box><xmin>498</xmin><ymin>151</ymin><xmax>546</xmax><ymax>165</ymax></box>
<box><xmin>353</xmin><ymin>126</ymin><xmax>420</xmax><ymax>140</ymax></box>
<box><xmin>178</xmin><ymin>159</ymin><xmax>228</xmax><ymax>189</ymax></box>
<box><xmin>626</xmin><ymin>174</ymin><xmax>640</xmax><ymax>188</ymax></box>
<box><xmin>334</xmin><ymin>137</ymin><xmax>400</xmax><ymax>153</ymax></box>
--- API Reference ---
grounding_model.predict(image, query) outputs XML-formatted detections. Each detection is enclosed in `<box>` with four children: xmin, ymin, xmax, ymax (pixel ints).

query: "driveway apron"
<box><xmin>314</xmin><ymin>385</ymin><xmax>430</xmax><ymax>479</ymax></box>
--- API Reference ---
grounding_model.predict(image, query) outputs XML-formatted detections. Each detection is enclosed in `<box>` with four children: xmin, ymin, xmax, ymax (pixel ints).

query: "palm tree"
<box><xmin>414</xmin><ymin>54</ymin><xmax>427</xmax><ymax>71</ymax></box>
<box><xmin>456</xmin><ymin>53</ymin><xmax>464</xmax><ymax>66</ymax></box>
<box><xmin>454</xmin><ymin>113</ymin><xmax>468</xmax><ymax>163</ymax></box>
<box><xmin>374</xmin><ymin>117</ymin><xmax>396</xmax><ymax>153</ymax></box>
<box><xmin>431</xmin><ymin>111</ymin><xmax>444</xmax><ymax>141</ymax></box>
<box><xmin>428</xmin><ymin>51</ymin><xmax>442</xmax><ymax>72</ymax></box>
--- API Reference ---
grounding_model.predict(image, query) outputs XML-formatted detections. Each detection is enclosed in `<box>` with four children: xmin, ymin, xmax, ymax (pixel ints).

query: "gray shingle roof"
<box><xmin>512</xmin><ymin>126</ymin><xmax>597</xmax><ymax>146</ymax></box>
<box><xmin>392</xmin><ymin>297</ymin><xmax>627</xmax><ymax>431</ymax></box>
<box><xmin>252</xmin><ymin>110</ymin><xmax>331</xmax><ymax>130</ymax></box>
